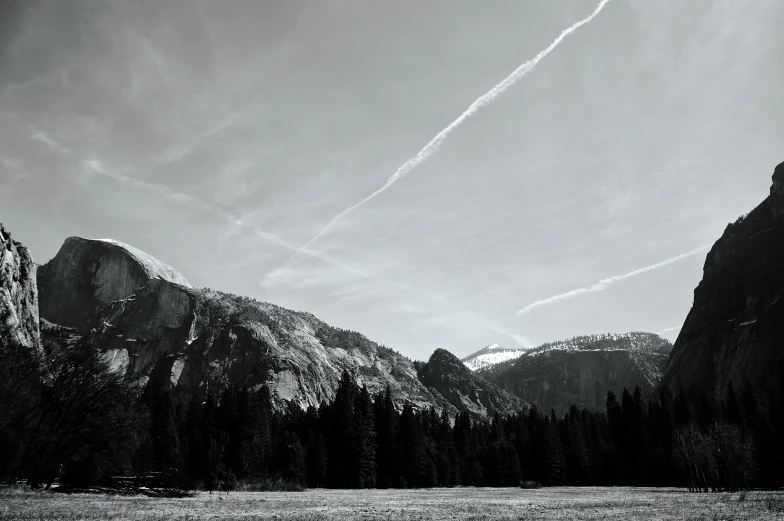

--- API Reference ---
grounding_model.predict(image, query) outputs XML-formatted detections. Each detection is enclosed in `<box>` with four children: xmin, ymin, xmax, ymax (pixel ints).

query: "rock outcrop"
<box><xmin>659</xmin><ymin>162</ymin><xmax>784</xmax><ymax>396</ymax></box>
<box><xmin>418</xmin><ymin>348</ymin><xmax>526</xmax><ymax>418</ymax></box>
<box><xmin>480</xmin><ymin>333</ymin><xmax>670</xmax><ymax>413</ymax></box>
<box><xmin>37</xmin><ymin>237</ymin><xmax>190</xmax><ymax>329</ymax></box>
<box><xmin>0</xmin><ymin>224</ymin><xmax>40</xmax><ymax>353</ymax></box>
<box><xmin>36</xmin><ymin>237</ymin><xmax>480</xmax><ymax>415</ymax></box>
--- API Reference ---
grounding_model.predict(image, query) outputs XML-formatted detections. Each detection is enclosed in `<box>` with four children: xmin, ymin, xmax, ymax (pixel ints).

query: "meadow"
<box><xmin>2</xmin><ymin>487</ymin><xmax>784</xmax><ymax>521</ymax></box>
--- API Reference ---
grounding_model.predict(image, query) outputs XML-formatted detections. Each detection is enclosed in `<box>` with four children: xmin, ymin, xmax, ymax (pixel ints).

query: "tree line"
<box><xmin>2</xmin><ymin>339</ymin><xmax>784</xmax><ymax>492</ymax></box>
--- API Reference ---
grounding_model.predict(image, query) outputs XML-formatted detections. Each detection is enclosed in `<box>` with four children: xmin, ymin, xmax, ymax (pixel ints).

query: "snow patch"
<box><xmin>170</xmin><ymin>358</ymin><xmax>186</xmax><ymax>386</ymax></box>
<box><xmin>464</xmin><ymin>350</ymin><xmax>527</xmax><ymax>371</ymax></box>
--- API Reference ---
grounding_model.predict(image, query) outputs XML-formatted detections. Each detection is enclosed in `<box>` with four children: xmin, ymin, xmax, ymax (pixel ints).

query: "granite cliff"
<box><xmin>0</xmin><ymin>224</ymin><xmax>40</xmax><ymax>353</ymax></box>
<box><xmin>659</xmin><ymin>162</ymin><xmax>784</xmax><ymax>396</ymax></box>
<box><xmin>37</xmin><ymin>237</ymin><xmax>191</xmax><ymax>330</ymax></box>
<box><xmin>479</xmin><ymin>332</ymin><xmax>670</xmax><ymax>413</ymax></box>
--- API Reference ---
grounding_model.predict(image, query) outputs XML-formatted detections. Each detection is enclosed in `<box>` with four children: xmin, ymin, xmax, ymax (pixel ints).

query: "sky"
<box><xmin>1</xmin><ymin>0</ymin><xmax>783</xmax><ymax>361</ymax></box>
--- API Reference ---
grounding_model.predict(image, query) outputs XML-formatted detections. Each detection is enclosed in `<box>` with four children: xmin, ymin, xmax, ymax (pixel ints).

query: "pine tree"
<box><xmin>723</xmin><ymin>381</ymin><xmax>745</xmax><ymax>433</ymax></box>
<box><xmin>373</xmin><ymin>386</ymin><xmax>399</xmax><ymax>488</ymax></box>
<box><xmin>184</xmin><ymin>396</ymin><xmax>204</xmax><ymax>483</ymax></box>
<box><xmin>282</xmin><ymin>434</ymin><xmax>307</xmax><ymax>485</ymax></box>
<box><xmin>306</xmin><ymin>432</ymin><xmax>328</xmax><ymax>488</ymax></box>
<box><xmin>138</xmin><ymin>378</ymin><xmax>183</xmax><ymax>478</ymax></box>
<box><xmin>542</xmin><ymin>417</ymin><xmax>567</xmax><ymax>486</ymax></box>
<box><xmin>673</xmin><ymin>386</ymin><xmax>693</xmax><ymax>427</ymax></box>
<box><xmin>563</xmin><ymin>406</ymin><xmax>590</xmax><ymax>485</ymax></box>
<box><xmin>352</xmin><ymin>385</ymin><xmax>377</xmax><ymax>488</ymax></box>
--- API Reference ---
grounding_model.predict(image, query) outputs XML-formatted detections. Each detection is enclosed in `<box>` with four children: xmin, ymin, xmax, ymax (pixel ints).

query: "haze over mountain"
<box><xmin>2</xmin><ymin>1</ymin><xmax>783</xmax><ymax>361</ymax></box>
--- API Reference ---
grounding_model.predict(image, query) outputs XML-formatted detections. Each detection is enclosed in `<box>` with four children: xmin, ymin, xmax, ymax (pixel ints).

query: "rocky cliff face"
<box><xmin>418</xmin><ymin>349</ymin><xmax>526</xmax><ymax>418</ymax></box>
<box><xmin>659</xmin><ymin>162</ymin><xmax>784</xmax><ymax>396</ymax></box>
<box><xmin>37</xmin><ymin>237</ymin><xmax>190</xmax><ymax>330</ymax></box>
<box><xmin>36</xmin><ymin>237</ymin><xmax>514</xmax><ymax>416</ymax></box>
<box><xmin>0</xmin><ymin>224</ymin><xmax>40</xmax><ymax>353</ymax></box>
<box><xmin>480</xmin><ymin>333</ymin><xmax>670</xmax><ymax>413</ymax></box>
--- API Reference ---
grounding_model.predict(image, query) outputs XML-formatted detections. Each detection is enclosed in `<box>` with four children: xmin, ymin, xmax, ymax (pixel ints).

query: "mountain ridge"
<box><xmin>33</xmin><ymin>234</ymin><xmax>515</xmax><ymax>418</ymax></box>
<box><xmin>479</xmin><ymin>332</ymin><xmax>671</xmax><ymax>413</ymax></box>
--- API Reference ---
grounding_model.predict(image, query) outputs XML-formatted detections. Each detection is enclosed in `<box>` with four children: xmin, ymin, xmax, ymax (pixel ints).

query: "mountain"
<box><xmin>33</xmin><ymin>235</ymin><xmax>513</xmax><ymax>417</ymax></box>
<box><xmin>461</xmin><ymin>343</ymin><xmax>528</xmax><ymax>371</ymax></box>
<box><xmin>419</xmin><ymin>348</ymin><xmax>527</xmax><ymax>418</ymax></box>
<box><xmin>37</xmin><ymin>237</ymin><xmax>191</xmax><ymax>329</ymax></box>
<box><xmin>0</xmin><ymin>224</ymin><xmax>40</xmax><ymax>354</ymax></box>
<box><xmin>479</xmin><ymin>332</ymin><xmax>671</xmax><ymax>413</ymax></box>
<box><xmin>659</xmin><ymin>162</ymin><xmax>784</xmax><ymax>397</ymax></box>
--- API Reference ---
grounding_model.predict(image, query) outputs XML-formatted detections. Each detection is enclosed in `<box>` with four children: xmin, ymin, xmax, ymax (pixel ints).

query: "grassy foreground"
<box><xmin>2</xmin><ymin>486</ymin><xmax>784</xmax><ymax>520</ymax></box>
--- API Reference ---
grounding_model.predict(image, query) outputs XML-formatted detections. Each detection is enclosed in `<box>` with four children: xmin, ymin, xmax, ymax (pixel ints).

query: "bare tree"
<box><xmin>674</xmin><ymin>423</ymin><xmax>755</xmax><ymax>492</ymax></box>
<box><xmin>1</xmin><ymin>344</ymin><xmax>137</xmax><ymax>488</ymax></box>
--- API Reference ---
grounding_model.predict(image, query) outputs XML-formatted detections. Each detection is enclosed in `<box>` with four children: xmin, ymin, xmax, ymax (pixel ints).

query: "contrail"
<box><xmin>658</xmin><ymin>326</ymin><xmax>682</xmax><ymax>336</ymax></box>
<box><xmin>282</xmin><ymin>0</ymin><xmax>613</xmax><ymax>266</ymax></box>
<box><xmin>515</xmin><ymin>245</ymin><xmax>711</xmax><ymax>317</ymax></box>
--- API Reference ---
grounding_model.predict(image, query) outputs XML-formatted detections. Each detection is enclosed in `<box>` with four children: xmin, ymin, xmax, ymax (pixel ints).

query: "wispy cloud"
<box><xmin>214</xmin><ymin>157</ymin><xmax>257</xmax><ymax>205</ymax></box>
<box><xmin>0</xmin><ymin>157</ymin><xmax>27</xmax><ymax>181</ymax></box>
<box><xmin>82</xmin><ymin>159</ymin><xmax>200</xmax><ymax>206</ymax></box>
<box><xmin>658</xmin><ymin>326</ymin><xmax>682</xmax><ymax>336</ymax></box>
<box><xmin>278</xmin><ymin>0</ymin><xmax>614</xmax><ymax>269</ymax></box>
<box><xmin>515</xmin><ymin>245</ymin><xmax>711</xmax><ymax>317</ymax></box>
<box><xmin>31</xmin><ymin>130</ymin><xmax>69</xmax><ymax>154</ymax></box>
<box><xmin>261</xmin><ymin>251</ymin><xmax>532</xmax><ymax>350</ymax></box>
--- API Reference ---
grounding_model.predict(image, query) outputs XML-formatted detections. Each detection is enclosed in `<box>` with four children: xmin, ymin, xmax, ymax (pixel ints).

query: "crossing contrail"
<box><xmin>281</xmin><ymin>0</ymin><xmax>613</xmax><ymax>267</ymax></box>
<box><xmin>514</xmin><ymin>245</ymin><xmax>711</xmax><ymax>317</ymax></box>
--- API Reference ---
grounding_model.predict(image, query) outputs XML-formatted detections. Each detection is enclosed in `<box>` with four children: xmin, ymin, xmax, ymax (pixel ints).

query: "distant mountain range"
<box><xmin>472</xmin><ymin>333</ymin><xmax>671</xmax><ymax>413</ymax></box>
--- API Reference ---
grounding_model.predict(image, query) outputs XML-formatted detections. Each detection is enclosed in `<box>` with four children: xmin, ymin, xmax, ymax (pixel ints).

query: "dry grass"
<box><xmin>2</xmin><ymin>486</ymin><xmax>784</xmax><ymax>520</ymax></box>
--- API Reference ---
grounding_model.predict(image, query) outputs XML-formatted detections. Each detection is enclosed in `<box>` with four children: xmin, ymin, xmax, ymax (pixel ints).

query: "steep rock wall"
<box><xmin>37</xmin><ymin>237</ymin><xmax>190</xmax><ymax>329</ymax></box>
<box><xmin>660</xmin><ymin>162</ymin><xmax>784</xmax><ymax>396</ymax></box>
<box><xmin>0</xmin><ymin>224</ymin><xmax>40</xmax><ymax>352</ymax></box>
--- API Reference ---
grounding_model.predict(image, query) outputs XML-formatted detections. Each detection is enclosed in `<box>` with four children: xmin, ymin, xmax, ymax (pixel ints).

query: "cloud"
<box><xmin>82</xmin><ymin>158</ymin><xmax>199</xmax><ymax>206</ymax></box>
<box><xmin>278</xmin><ymin>0</ymin><xmax>614</xmax><ymax>268</ymax></box>
<box><xmin>31</xmin><ymin>130</ymin><xmax>69</xmax><ymax>154</ymax></box>
<box><xmin>515</xmin><ymin>245</ymin><xmax>711</xmax><ymax>317</ymax></box>
<box><xmin>0</xmin><ymin>157</ymin><xmax>26</xmax><ymax>181</ymax></box>
<box><xmin>658</xmin><ymin>326</ymin><xmax>682</xmax><ymax>335</ymax></box>
<box><xmin>80</xmin><ymin>158</ymin><xmax>307</xmax><ymax>255</ymax></box>
<box><xmin>214</xmin><ymin>157</ymin><xmax>257</xmax><ymax>205</ymax></box>
<box><xmin>260</xmin><ymin>253</ymin><xmax>533</xmax><ymax>350</ymax></box>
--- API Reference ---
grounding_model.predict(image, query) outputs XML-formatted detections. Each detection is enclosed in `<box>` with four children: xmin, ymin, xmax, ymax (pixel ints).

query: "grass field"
<box><xmin>2</xmin><ymin>486</ymin><xmax>784</xmax><ymax>520</ymax></box>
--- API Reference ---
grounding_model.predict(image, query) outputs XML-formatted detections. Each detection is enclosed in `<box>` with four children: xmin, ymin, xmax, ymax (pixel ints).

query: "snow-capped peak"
<box><xmin>461</xmin><ymin>343</ymin><xmax>528</xmax><ymax>372</ymax></box>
